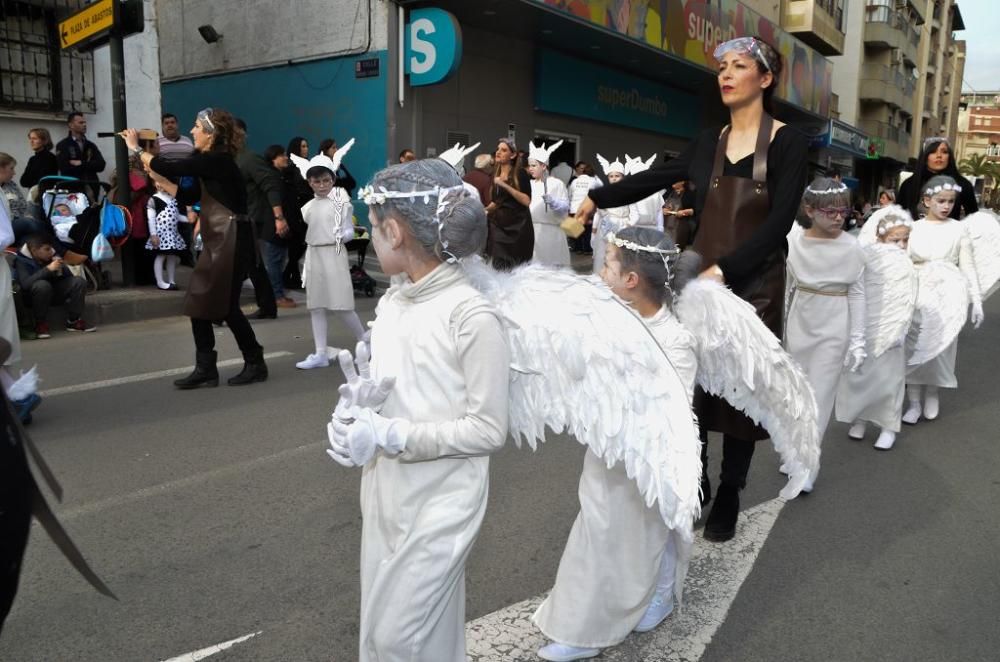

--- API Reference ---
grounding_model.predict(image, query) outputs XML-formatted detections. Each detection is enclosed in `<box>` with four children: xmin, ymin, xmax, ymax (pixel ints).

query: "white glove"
<box><xmin>844</xmin><ymin>343</ymin><xmax>867</xmax><ymax>373</ymax></box>
<box><xmin>333</xmin><ymin>342</ymin><xmax>396</xmax><ymax>421</ymax></box>
<box><xmin>339</xmin><ymin>221</ymin><xmax>356</xmax><ymax>243</ymax></box>
<box><xmin>329</xmin><ymin>407</ymin><xmax>410</xmax><ymax>466</ymax></box>
<box><xmin>971</xmin><ymin>301</ymin><xmax>985</xmax><ymax>329</ymax></box>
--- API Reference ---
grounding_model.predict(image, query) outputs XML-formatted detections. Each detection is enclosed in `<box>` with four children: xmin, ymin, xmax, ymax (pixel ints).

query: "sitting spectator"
<box><xmin>14</xmin><ymin>235</ymin><xmax>96</xmax><ymax>338</ymax></box>
<box><xmin>20</xmin><ymin>128</ymin><xmax>59</xmax><ymax>191</ymax></box>
<box><xmin>0</xmin><ymin>153</ymin><xmax>46</xmax><ymax>244</ymax></box>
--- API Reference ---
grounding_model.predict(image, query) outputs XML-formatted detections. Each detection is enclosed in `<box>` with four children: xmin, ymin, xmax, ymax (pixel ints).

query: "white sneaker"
<box><xmin>537</xmin><ymin>643</ymin><xmax>601</xmax><ymax>661</ymax></box>
<box><xmin>848</xmin><ymin>421</ymin><xmax>867</xmax><ymax>440</ymax></box>
<box><xmin>873</xmin><ymin>430</ymin><xmax>896</xmax><ymax>450</ymax></box>
<box><xmin>296</xmin><ymin>352</ymin><xmax>330</xmax><ymax>370</ymax></box>
<box><xmin>634</xmin><ymin>593</ymin><xmax>674</xmax><ymax>633</ymax></box>
<box><xmin>901</xmin><ymin>403</ymin><xmax>921</xmax><ymax>425</ymax></box>
<box><xmin>923</xmin><ymin>391</ymin><xmax>940</xmax><ymax>420</ymax></box>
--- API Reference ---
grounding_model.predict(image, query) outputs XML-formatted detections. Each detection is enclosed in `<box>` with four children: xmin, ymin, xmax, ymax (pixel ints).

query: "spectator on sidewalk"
<box><xmin>234</xmin><ymin>119</ymin><xmax>290</xmax><ymax>313</ymax></box>
<box><xmin>0</xmin><ymin>153</ymin><xmax>46</xmax><ymax>244</ymax></box>
<box><xmin>20</xmin><ymin>128</ymin><xmax>59</xmax><ymax>191</ymax></box>
<box><xmin>398</xmin><ymin>148</ymin><xmax>416</xmax><ymax>163</ymax></box>
<box><xmin>464</xmin><ymin>153</ymin><xmax>494</xmax><ymax>206</ymax></box>
<box><xmin>120</xmin><ymin>131</ymin><xmax>159</xmax><ymax>286</ymax></box>
<box><xmin>55</xmin><ymin>112</ymin><xmax>105</xmax><ymax>194</ymax></box>
<box><xmin>157</xmin><ymin>113</ymin><xmax>195</xmax><ymax>159</ymax></box>
<box><xmin>270</xmin><ymin>143</ymin><xmax>310</xmax><ymax>290</ymax></box>
<box><xmin>15</xmin><ymin>235</ymin><xmax>96</xmax><ymax>338</ymax></box>
<box><xmin>288</xmin><ymin>137</ymin><xmax>310</xmax><ymax>160</ymax></box>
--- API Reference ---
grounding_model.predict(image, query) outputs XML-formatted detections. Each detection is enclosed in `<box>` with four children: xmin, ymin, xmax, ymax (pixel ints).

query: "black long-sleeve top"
<box><xmin>19</xmin><ymin>150</ymin><xmax>59</xmax><ymax>189</ymax></box>
<box><xmin>149</xmin><ymin>151</ymin><xmax>247</xmax><ymax>214</ymax></box>
<box><xmin>54</xmin><ymin>135</ymin><xmax>106</xmax><ymax>180</ymax></box>
<box><xmin>589</xmin><ymin>125</ymin><xmax>808</xmax><ymax>284</ymax></box>
<box><xmin>897</xmin><ymin>170</ymin><xmax>978</xmax><ymax>220</ymax></box>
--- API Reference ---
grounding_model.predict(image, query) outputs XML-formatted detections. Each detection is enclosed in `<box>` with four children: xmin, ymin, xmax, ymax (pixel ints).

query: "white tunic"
<box><xmin>530</xmin><ymin>177</ymin><xmax>571</xmax><ymax>267</ymax></box>
<box><xmin>360</xmin><ymin>263</ymin><xmax>510</xmax><ymax>662</ymax></box>
<box><xmin>785</xmin><ymin>231</ymin><xmax>865</xmax><ymax>440</ymax></box>
<box><xmin>302</xmin><ymin>192</ymin><xmax>355</xmax><ymax>311</ymax></box>
<box><xmin>907</xmin><ymin>219</ymin><xmax>981</xmax><ymax>388</ymax></box>
<box><xmin>534</xmin><ymin>306</ymin><xmax>697</xmax><ymax>648</ymax></box>
<box><xmin>835</xmin><ymin>345</ymin><xmax>906</xmax><ymax>432</ymax></box>
<box><xmin>592</xmin><ymin>205</ymin><xmax>638</xmax><ymax>274</ymax></box>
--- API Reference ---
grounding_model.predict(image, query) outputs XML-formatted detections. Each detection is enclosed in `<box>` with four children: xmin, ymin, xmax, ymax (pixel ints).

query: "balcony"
<box><xmin>864</xmin><ymin>7</ymin><xmax>919</xmax><ymax>65</ymax></box>
<box><xmin>859</xmin><ymin>63</ymin><xmax>916</xmax><ymax>114</ymax></box>
<box><xmin>860</xmin><ymin>119</ymin><xmax>910</xmax><ymax>162</ymax></box>
<box><xmin>781</xmin><ymin>0</ymin><xmax>845</xmax><ymax>56</ymax></box>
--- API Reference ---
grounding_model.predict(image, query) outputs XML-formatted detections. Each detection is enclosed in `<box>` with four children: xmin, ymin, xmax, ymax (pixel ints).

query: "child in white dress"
<box><xmin>534</xmin><ymin>226</ymin><xmax>697</xmax><ymax>662</ymax></box>
<box><xmin>903</xmin><ymin>175</ymin><xmax>985</xmax><ymax>423</ymax></box>
<box><xmin>145</xmin><ymin>183</ymin><xmax>187</xmax><ymax>290</ymax></box>
<box><xmin>835</xmin><ymin>210</ymin><xmax>916</xmax><ymax>450</ymax></box>
<box><xmin>785</xmin><ymin>178</ymin><xmax>866</xmax><ymax>488</ymax></box>
<box><xmin>294</xmin><ymin>151</ymin><xmax>369</xmax><ymax>369</ymax></box>
<box><xmin>527</xmin><ymin>140</ymin><xmax>572</xmax><ymax>267</ymax></box>
<box><xmin>592</xmin><ymin>154</ymin><xmax>637</xmax><ymax>274</ymax></box>
<box><xmin>326</xmin><ymin>158</ymin><xmax>510</xmax><ymax>662</ymax></box>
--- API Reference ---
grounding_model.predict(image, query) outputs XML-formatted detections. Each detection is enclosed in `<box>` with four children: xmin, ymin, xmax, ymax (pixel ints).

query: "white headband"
<box><xmin>806</xmin><ymin>183</ymin><xmax>848</xmax><ymax>195</ymax></box>
<box><xmin>923</xmin><ymin>182</ymin><xmax>961</xmax><ymax>195</ymax></box>
<box><xmin>877</xmin><ymin>215</ymin><xmax>914</xmax><ymax>236</ymax></box>
<box><xmin>358</xmin><ymin>183</ymin><xmax>469</xmax><ymax>263</ymax></box>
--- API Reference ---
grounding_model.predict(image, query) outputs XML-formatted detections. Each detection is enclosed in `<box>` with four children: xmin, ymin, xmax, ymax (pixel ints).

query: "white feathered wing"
<box><xmin>964</xmin><ymin>210</ymin><xmax>1000</xmax><ymax>301</ymax></box>
<box><xmin>906</xmin><ymin>261</ymin><xmax>970</xmax><ymax>367</ymax></box>
<box><xmin>463</xmin><ymin>260</ymin><xmax>703</xmax><ymax>538</ymax></box>
<box><xmin>862</xmin><ymin>243</ymin><xmax>918</xmax><ymax>357</ymax></box>
<box><xmin>674</xmin><ymin>279</ymin><xmax>820</xmax><ymax>499</ymax></box>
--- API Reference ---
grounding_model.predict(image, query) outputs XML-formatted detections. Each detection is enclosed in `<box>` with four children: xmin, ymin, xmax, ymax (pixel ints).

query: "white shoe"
<box><xmin>634</xmin><ymin>593</ymin><xmax>674</xmax><ymax>633</ymax></box>
<box><xmin>537</xmin><ymin>643</ymin><xmax>601</xmax><ymax>661</ymax></box>
<box><xmin>848</xmin><ymin>421</ymin><xmax>867</xmax><ymax>440</ymax></box>
<box><xmin>296</xmin><ymin>352</ymin><xmax>330</xmax><ymax>369</ymax></box>
<box><xmin>924</xmin><ymin>391</ymin><xmax>940</xmax><ymax>420</ymax></box>
<box><xmin>901</xmin><ymin>403</ymin><xmax>921</xmax><ymax>425</ymax></box>
<box><xmin>873</xmin><ymin>430</ymin><xmax>896</xmax><ymax>450</ymax></box>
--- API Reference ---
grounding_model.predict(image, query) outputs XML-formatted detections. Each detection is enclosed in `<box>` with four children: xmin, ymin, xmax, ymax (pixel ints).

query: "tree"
<box><xmin>958</xmin><ymin>153</ymin><xmax>1000</xmax><ymax>207</ymax></box>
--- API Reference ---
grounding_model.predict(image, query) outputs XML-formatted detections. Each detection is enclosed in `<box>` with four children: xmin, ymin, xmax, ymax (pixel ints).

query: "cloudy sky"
<box><xmin>956</xmin><ymin>0</ymin><xmax>1000</xmax><ymax>92</ymax></box>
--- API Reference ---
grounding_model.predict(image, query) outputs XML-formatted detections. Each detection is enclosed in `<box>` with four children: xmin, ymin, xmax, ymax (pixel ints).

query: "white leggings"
<box><xmin>310</xmin><ymin>308</ymin><xmax>367</xmax><ymax>354</ymax></box>
<box><xmin>153</xmin><ymin>255</ymin><xmax>179</xmax><ymax>288</ymax></box>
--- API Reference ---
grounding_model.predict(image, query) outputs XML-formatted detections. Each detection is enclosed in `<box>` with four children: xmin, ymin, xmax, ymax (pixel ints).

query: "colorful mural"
<box><xmin>534</xmin><ymin>0</ymin><xmax>832</xmax><ymax>117</ymax></box>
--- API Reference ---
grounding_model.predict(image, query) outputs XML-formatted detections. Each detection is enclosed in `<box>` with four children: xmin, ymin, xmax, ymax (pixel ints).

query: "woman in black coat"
<box><xmin>897</xmin><ymin>137</ymin><xmax>978</xmax><ymax>220</ymax></box>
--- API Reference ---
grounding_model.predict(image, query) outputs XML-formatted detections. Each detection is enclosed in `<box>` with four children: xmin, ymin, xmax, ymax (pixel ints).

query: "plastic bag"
<box><xmin>99</xmin><ymin>199</ymin><xmax>128</xmax><ymax>238</ymax></box>
<box><xmin>91</xmin><ymin>233</ymin><xmax>114</xmax><ymax>262</ymax></box>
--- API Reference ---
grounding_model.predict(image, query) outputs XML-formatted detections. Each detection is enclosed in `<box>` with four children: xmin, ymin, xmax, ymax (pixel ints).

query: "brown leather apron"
<box><xmin>183</xmin><ymin>187</ymin><xmax>240</xmax><ymax>320</ymax></box>
<box><xmin>691</xmin><ymin>114</ymin><xmax>786</xmax><ymax>442</ymax></box>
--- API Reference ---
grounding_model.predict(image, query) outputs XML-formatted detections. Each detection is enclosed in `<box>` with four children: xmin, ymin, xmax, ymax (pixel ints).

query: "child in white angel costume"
<box><xmin>835</xmin><ymin>210</ymin><xmax>918</xmax><ymax>450</ymax></box>
<box><xmin>785</xmin><ymin>178</ymin><xmax>866</xmax><ymax>488</ymax></box>
<box><xmin>289</xmin><ymin>142</ymin><xmax>370</xmax><ymax>369</ymax></box>
<box><xmin>591</xmin><ymin>154</ymin><xmax>635</xmax><ymax>274</ymax></box>
<box><xmin>526</xmin><ymin>139</ymin><xmax>572</xmax><ymax>267</ymax></box>
<box><xmin>533</xmin><ymin>227</ymin><xmax>698</xmax><ymax>661</ymax></box>
<box><xmin>903</xmin><ymin>175</ymin><xmax>985</xmax><ymax>423</ymax></box>
<box><xmin>623</xmin><ymin>154</ymin><xmax>664</xmax><ymax>232</ymax></box>
<box><xmin>326</xmin><ymin>159</ymin><xmax>510</xmax><ymax>661</ymax></box>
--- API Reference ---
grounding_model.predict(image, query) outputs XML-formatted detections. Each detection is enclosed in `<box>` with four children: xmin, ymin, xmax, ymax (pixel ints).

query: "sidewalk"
<box><xmin>80</xmin><ymin>251</ymin><xmax>597</xmax><ymax>326</ymax></box>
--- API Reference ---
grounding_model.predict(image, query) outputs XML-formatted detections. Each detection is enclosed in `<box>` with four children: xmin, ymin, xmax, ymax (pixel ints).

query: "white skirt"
<box><xmin>304</xmin><ymin>244</ymin><xmax>354</xmax><ymax>311</ymax></box>
<box><xmin>835</xmin><ymin>345</ymin><xmax>906</xmax><ymax>432</ymax></box>
<box><xmin>907</xmin><ymin>339</ymin><xmax>958</xmax><ymax>388</ymax></box>
<box><xmin>532</xmin><ymin>223</ymin><xmax>571</xmax><ymax>267</ymax></box>
<box><xmin>0</xmin><ymin>265</ymin><xmax>22</xmax><ymax>366</ymax></box>
<box><xmin>533</xmin><ymin>450</ymin><xmax>671</xmax><ymax>649</ymax></box>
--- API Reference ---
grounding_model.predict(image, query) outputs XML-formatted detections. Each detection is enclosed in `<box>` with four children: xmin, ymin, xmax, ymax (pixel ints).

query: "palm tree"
<box><xmin>958</xmin><ymin>153</ymin><xmax>1000</xmax><ymax>207</ymax></box>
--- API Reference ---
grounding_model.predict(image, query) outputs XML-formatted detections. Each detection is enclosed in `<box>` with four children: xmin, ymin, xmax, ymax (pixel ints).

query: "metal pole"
<box><xmin>109</xmin><ymin>32</ymin><xmax>129</xmax><ymax>207</ymax></box>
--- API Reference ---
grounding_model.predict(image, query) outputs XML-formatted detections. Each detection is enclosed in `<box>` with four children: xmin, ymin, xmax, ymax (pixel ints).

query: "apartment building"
<box><xmin>911</xmin><ymin>0</ymin><xmax>966</xmax><ymax>155</ymax></box>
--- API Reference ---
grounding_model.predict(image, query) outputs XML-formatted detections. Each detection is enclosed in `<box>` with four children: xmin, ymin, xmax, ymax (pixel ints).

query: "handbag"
<box><xmin>560</xmin><ymin>215</ymin><xmax>586</xmax><ymax>239</ymax></box>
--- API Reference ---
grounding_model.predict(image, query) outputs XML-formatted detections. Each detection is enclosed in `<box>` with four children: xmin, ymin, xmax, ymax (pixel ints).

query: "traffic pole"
<box><xmin>109</xmin><ymin>31</ymin><xmax>129</xmax><ymax>207</ymax></box>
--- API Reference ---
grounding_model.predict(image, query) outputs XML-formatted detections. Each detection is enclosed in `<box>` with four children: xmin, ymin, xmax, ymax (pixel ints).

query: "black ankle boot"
<box><xmin>228</xmin><ymin>348</ymin><xmax>268</xmax><ymax>386</ymax></box>
<box><xmin>174</xmin><ymin>351</ymin><xmax>219</xmax><ymax>389</ymax></box>
<box><xmin>700</xmin><ymin>473</ymin><xmax>712</xmax><ymax>508</ymax></box>
<box><xmin>703</xmin><ymin>483</ymin><xmax>739</xmax><ymax>542</ymax></box>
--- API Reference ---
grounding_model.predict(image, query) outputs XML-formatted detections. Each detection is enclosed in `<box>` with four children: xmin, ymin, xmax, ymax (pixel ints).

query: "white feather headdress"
<box><xmin>528</xmin><ymin>139</ymin><xmax>564</xmax><ymax>166</ymax></box>
<box><xmin>596</xmin><ymin>153</ymin><xmax>625</xmax><ymax>176</ymax></box>
<box><xmin>625</xmin><ymin>153</ymin><xmax>657</xmax><ymax>176</ymax></box>
<box><xmin>290</xmin><ymin>138</ymin><xmax>355</xmax><ymax>179</ymax></box>
<box><xmin>439</xmin><ymin>142</ymin><xmax>481</xmax><ymax>170</ymax></box>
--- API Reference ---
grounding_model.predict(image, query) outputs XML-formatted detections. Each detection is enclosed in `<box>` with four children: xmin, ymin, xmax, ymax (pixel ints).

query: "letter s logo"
<box><xmin>409</xmin><ymin>18</ymin><xmax>437</xmax><ymax>75</ymax></box>
<box><xmin>405</xmin><ymin>9</ymin><xmax>462</xmax><ymax>86</ymax></box>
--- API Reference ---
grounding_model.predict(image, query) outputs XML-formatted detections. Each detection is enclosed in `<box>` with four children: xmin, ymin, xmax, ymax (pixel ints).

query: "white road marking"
<box><xmin>37</xmin><ymin>352</ymin><xmax>294</xmax><ymax>397</ymax></box>
<box><xmin>55</xmin><ymin>442</ymin><xmax>318</xmax><ymax>522</ymax></box>
<box><xmin>465</xmin><ymin>498</ymin><xmax>786</xmax><ymax>662</ymax></box>
<box><xmin>160</xmin><ymin>630</ymin><xmax>262</xmax><ymax>661</ymax></box>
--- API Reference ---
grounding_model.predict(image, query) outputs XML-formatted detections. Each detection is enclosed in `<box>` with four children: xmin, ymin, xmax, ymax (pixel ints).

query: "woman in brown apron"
<box><xmin>122</xmin><ymin>109</ymin><xmax>268</xmax><ymax>388</ymax></box>
<box><xmin>485</xmin><ymin>138</ymin><xmax>534</xmax><ymax>270</ymax></box>
<box><xmin>579</xmin><ymin>38</ymin><xmax>808</xmax><ymax>542</ymax></box>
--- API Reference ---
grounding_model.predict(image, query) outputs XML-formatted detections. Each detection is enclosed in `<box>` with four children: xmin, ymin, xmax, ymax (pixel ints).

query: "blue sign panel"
<box><xmin>405</xmin><ymin>8</ymin><xmax>462</xmax><ymax>86</ymax></box>
<box><xmin>535</xmin><ymin>49</ymin><xmax>699</xmax><ymax>138</ymax></box>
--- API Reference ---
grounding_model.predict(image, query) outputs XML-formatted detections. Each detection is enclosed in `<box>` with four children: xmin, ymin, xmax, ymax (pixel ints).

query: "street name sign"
<box><xmin>59</xmin><ymin>0</ymin><xmax>115</xmax><ymax>50</ymax></box>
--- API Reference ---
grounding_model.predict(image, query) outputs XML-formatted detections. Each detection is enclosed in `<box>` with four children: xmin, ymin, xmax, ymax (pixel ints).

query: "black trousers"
<box><xmin>701</xmin><ymin>429</ymin><xmax>757</xmax><ymax>489</ymax></box>
<box><xmin>25</xmin><ymin>276</ymin><xmax>86</xmax><ymax>321</ymax></box>
<box><xmin>0</xmin><ymin>402</ymin><xmax>33</xmax><ymax>635</ymax></box>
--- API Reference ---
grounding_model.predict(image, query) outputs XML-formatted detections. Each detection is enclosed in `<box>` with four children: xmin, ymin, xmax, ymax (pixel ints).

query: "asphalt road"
<box><xmin>1</xmin><ymin>290</ymin><xmax>998</xmax><ymax>662</ymax></box>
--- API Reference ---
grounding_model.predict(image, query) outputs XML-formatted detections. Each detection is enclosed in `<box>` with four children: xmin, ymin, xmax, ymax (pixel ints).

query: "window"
<box><xmin>0</xmin><ymin>0</ymin><xmax>96</xmax><ymax>113</ymax></box>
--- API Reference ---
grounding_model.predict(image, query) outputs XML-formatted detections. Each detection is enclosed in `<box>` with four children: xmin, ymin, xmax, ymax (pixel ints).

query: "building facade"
<box><xmin>910</xmin><ymin>0</ymin><xmax>966</xmax><ymax>155</ymax></box>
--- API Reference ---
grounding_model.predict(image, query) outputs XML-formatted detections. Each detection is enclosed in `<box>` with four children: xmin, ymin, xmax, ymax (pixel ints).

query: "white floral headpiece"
<box><xmin>923</xmin><ymin>182</ymin><xmax>961</xmax><ymax>195</ymax></box>
<box><xmin>358</xmin><ymin>183</ymin><xmax>469</xmax><ymax>263</ymax></box>
<box><xmin>876</xmin><ymin>212</ymin><xmax>914</xmax><ymax>236</ymax></box>
<box><xmin>607</xmin><ymin>231</ymin><xmax>682</xmax><ymax>299</ymax></box>
<box><xmin>806</xmin><ymin>183</ymin><xmax>849</xmax><ymax>195</ymax></box>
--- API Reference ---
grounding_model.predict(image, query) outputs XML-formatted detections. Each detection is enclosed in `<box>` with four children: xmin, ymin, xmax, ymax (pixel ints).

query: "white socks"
<box><xmin>902</xmin><ymin>385</ymin><xmax>942</xmax><ymax>424</ymax></box>
<box><xmin>335</xmin><ymin>310</ymin><xmax>368</xmax><ymax>343</ymax></box>
<box><xmin>153</xmin><ymin>255</ymin><xmax>179</xmax><ymax>289</ymax></box>
<box><xmin>310</xmin><ymin>309</ymin><xmax>329</xmax><ymax>355</ymax></box>
<box><xmin>923</xmin><ymin>386</ymin><xmax>940</xmax><ymax>420</ymax></box>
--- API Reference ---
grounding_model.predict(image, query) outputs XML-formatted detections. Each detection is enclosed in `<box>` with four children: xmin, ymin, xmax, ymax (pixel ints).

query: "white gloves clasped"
<box><xmin>332</xmin><ymin>341</ymin><xmax>395</xmax><ymax>420</ymax></box>
<box><xmin>844</xmin><ymin>340</ymin><xmax>867</xmax><ymax>373</ymax></box>
<box><xmin>327</xmin><ymin>408</ymin><xmax>411</xmax><ymax>467</ymax></box>
<box><xmin>971</xmin><ymin>301</ymin><xmax>985</xmax><ymax>329</ymax></box>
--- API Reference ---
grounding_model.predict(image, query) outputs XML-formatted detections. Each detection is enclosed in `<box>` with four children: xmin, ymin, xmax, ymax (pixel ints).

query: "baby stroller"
<box><xmin>37</xmin><ymin>175</ymin><xmax>130</xmax><ymax>291</ymax></box>
<box><xmin>346</xmin><ymin>226</ymin><xmax>376</xmax><ymax>298</ymax></box>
